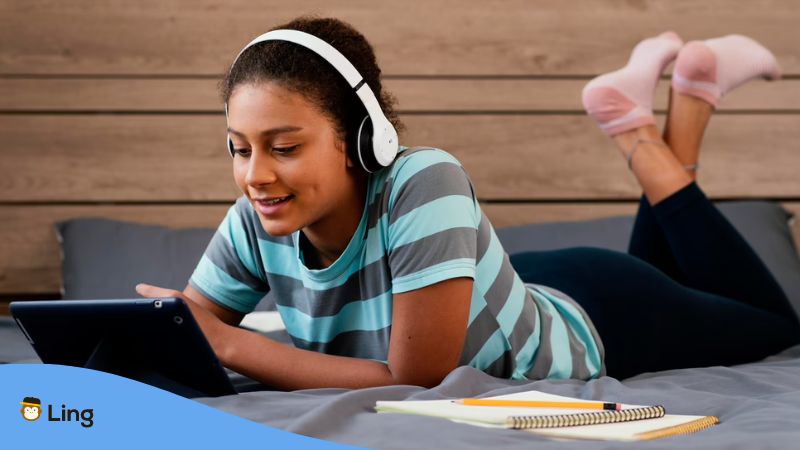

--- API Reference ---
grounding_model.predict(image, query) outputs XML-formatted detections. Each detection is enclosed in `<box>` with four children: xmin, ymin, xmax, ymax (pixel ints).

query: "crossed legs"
<box><xmin>530</xmin><ymin>32</ymin><xmax>800</xmax><ymax>378</ymax></box>
<box><xmin>583</xmin><ymin>32</ymin><xmax>781</xmax><ymax>205</ymax></box>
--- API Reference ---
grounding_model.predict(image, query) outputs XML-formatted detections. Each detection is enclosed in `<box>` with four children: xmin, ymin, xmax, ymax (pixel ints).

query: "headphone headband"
<box><xmin>235</xmin><ymin>30</ymin><xmax>361</xmax><ymax>86</ymax></box>
<box><xmin>225</xmin><ymin>29</ymin><xmax>398</xmax><ymax>171</ymax></box>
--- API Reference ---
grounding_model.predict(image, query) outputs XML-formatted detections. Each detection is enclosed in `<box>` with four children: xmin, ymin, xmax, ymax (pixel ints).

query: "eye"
<box><xmin>232</xmin><ymin>148</ymin><xmax>251</xmax><ymax>157</ymax></box>
<box><xmin>272</xmin><ymin>145</ymin><xmax>298</xmax><ymax>154</ymax></box>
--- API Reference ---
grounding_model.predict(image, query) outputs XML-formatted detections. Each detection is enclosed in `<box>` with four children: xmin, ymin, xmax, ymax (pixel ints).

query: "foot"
<box><xmin>672</xmin><ymin>35</ymin><xmax>782</xmax><ymax>107</ymax></box>
<box><xmin>582</xmin><ymin>31</ymin><xmax>683</xmax><ymax>136</ymax></box>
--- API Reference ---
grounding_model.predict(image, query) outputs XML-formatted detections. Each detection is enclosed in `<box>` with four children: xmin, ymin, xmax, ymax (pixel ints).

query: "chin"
<box><xmin>257</xmin><ymin>217</ymin><xmax>299</xmax><ymax>237</ymax></box>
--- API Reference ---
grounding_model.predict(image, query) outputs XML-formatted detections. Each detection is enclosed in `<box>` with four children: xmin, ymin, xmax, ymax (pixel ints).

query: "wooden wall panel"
<box><xmin>2</xmin><ymin>114</ymin><xmax>798</xmax><ymax>202</ymax></box>
<box><xmin>2</xmin><ymin>0</ymin><xmax>799</xmax><ymax>297</ymax></box>
<box><xmin>2</xmin><ymin>78</ymin><xmax>798</xmax><ymax>113</ymax></box>
<box><xmin>1</xmin><ymin>0</ymin><xmax>798</xmax><ymax>76</ymax></box>
<box><xmin>0</xmin><ymin>115</ymin><xmax>240</xmax><ymax>202</ymax></box>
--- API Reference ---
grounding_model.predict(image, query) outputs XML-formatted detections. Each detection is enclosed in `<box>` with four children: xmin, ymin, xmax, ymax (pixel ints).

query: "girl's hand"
<box><xmin>135</xmin><ymin>283</ymin><xmax>230</xmax><ymax>362</ymax></box>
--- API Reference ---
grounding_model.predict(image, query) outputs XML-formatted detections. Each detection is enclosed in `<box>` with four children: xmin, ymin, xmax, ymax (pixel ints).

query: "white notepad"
<box><xmin>240</xmin><ymin>311</ymin><xmax>286</xmax><ymax>333</ymax></box>
<box><xmin>375</xmin><ymin>389</ymin><xmax>718</xmax><ymax>441</ymax></box>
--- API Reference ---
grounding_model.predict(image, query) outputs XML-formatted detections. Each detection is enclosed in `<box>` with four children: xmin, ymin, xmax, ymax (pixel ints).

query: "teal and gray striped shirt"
<box><xmin>189</xmin><ymin>147</ymin><xmax>605</xmax><ymax>380</ymax></box>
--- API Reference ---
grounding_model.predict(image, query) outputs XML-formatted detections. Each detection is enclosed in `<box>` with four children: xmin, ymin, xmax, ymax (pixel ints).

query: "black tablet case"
<box><xmin>10</xmin><ymin>298</ymin><xmax>236</xmax><ymax>398</ymax></box>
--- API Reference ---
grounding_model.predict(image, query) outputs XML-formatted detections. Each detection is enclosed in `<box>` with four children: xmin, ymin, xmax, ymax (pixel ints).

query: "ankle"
<box><xmin>613</xmin><ymin>126</ymin><xmax>661</xmax><ymax>151</ymax></box>
<box><xmin>684</xmin><ymin>163</ymin><xmax>699</xmax><ymax>180</ymax></box>
<box><xmin>624</xmin><ymin>138</ymin><xmax>668</xmax><ymax>170</ymax></box>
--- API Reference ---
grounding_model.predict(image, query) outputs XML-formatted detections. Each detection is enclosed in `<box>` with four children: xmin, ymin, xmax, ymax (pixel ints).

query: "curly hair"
<box><xmin>220</xmin><ymin>16</ymin><xmax>404</xmax><ymax>150</ymax></box>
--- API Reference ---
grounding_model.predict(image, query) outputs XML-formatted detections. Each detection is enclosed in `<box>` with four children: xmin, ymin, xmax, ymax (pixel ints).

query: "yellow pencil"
<box><xmin>454</xmin><ymin>398</ymin><xmax>622</xmax><ymax>411</ymax></box>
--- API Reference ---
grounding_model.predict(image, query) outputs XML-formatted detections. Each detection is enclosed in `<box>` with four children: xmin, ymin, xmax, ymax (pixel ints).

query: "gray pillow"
<box><xmin>56</xmin><ymin>218</ymin><xmax>276</xmax><ymax>312</ymax></box>
<box><xmin>56</xmin><ymin>201</ymin><xmax>800</xmax><ymax>317</ymax></box>
<box><xmin>495</xmin><ymin>201</ymin><xmax>800</xmax><ymax>319</ymax></box>
<box><xmin>57</xmin><ymin>219</ymin><xmax>214</xmax><ymax>299</ymax></box>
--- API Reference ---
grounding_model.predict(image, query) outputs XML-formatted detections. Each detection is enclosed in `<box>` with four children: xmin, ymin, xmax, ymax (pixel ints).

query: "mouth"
<box><xmin>253</xmin><ymin>195</ymin><xmax>295</xmax><ymax>216</ymax></box>
<box><xmin>257</xmin><ymin>195</ymin><xmax>294</xmax><ymax>206</ymax></box>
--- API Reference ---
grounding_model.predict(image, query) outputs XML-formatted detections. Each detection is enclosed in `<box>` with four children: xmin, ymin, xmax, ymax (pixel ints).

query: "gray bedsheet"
<box><xmin>3</xmin><ymin>316</ymin><xmax>800</xmax><ymax>449</ymax></box>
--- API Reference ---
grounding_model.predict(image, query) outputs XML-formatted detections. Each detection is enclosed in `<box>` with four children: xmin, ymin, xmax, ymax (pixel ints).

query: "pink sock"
<box><xmin>672</xmin><ymin>35</ymin><xmax>782</xmax><ymax>107</ymax></box>
<box><xmin>582</xmin><ymin>32</ymin><xmax>683</xmax><ymax>136</ymax></box>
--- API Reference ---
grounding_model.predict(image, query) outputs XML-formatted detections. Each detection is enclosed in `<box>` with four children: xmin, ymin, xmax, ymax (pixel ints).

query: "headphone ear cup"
<box><xmin>356</xmin><ymin>115</ymin><xmax>381</xmax><ymax>172</ymax></box>
<box><xmin>227</xmin><ymin>135</ymin><xmax>235</xmax><ymax>158</ymax></box>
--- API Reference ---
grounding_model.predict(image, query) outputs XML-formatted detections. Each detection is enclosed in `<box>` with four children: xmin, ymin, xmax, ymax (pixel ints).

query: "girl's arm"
<box><xmin>136</xmin><ymin>277</ymin><xmax>473</xmax><ymax>389</ymax></box>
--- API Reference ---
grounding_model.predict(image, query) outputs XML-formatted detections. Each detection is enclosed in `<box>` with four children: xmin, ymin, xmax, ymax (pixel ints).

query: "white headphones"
<box><xmin>225</xmin><ymin>29</ymin><xmax>399</xmax><ymax>173</ymax></box>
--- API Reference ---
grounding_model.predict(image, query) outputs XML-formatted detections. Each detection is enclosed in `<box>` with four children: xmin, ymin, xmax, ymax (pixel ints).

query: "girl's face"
<box><xmin>226</xmin><ymin>81</ymin><xmax>363</xmax><ymax>238</ymax></box>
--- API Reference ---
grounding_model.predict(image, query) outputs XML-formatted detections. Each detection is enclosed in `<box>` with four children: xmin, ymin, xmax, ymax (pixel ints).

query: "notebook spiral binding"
<box><xmin>506</xmin><ymin>405</ymin><xmax>666</xmax><ymax>429</ymax></box>
<box><xmin>636</xmin><ymin>415</ymin><xmax>720</xmax><ymax>440</ymax></box>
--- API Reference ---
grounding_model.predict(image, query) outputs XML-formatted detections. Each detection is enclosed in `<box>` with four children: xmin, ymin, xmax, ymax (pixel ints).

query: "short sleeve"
<box><xmin>189</xmin><ymin>197</ymin><xmax>270</xmax><ymax>314</ymax></box>
<box><xmin>386</xmin><ymin>149</ymin><xmax>479</xmax><ymax>294</ymax></box>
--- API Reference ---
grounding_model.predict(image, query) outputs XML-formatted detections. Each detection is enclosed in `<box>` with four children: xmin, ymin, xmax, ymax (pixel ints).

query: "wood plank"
<box><xmin>2</xmin><ymin>202</ymin><xmax>797</xmax><ymax>295</ymax></box>
<box><xmin>391</xmin><ymin>79</ymin><xmax>799</xmax><ymax>113</ymax></box>
<box><xmin>0</xmin><ymin>114</ymin><xmax>241</xmax><ymax>202</ymax></box>
<box><xmin>2</xmin><ymin>78</ymin><xmax>798</xmax><ymax>112</ymax></box>
<box><xmin>0</xmin><ymin>204</ymin><xmax>231</xmax><ymax>294</ymax></box>
<box><xmin>2</xmin><ymin>114</ymin><xmax>798</xmax><ymax>202</ymax></box>
<box><xmin>0</xmin><ymin>78</ymin><xmax>224</xmax><ymax>112</ymax></box>
<box><xmin>1</xmin><ymin>0</ymin><xmax>799</xmax><ymax>76</ymax></box>
<box><xmin>406</xmin><ymin>115</ymin><xmax>800</xmax><ymax>201</ymax></box>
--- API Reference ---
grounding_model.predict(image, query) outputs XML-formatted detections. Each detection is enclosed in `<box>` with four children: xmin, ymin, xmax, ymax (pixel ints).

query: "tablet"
<box><xmin>10</xmin><ymin>298</ymin><xmax>237</xmax><ymax>398</ymax></box>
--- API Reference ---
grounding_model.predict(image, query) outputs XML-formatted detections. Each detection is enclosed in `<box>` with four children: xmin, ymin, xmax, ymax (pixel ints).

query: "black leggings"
<box><xmin>510</xmin><ymin>182</ymin><xmax>800</xmax><ymax>379</ymax></box>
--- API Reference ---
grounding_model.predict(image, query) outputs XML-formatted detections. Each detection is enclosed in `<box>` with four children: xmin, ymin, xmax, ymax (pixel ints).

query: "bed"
<box><xmin>3</xmin><ymin>199</ymin><xmax>800</xmax><ymax>449</ymax></box>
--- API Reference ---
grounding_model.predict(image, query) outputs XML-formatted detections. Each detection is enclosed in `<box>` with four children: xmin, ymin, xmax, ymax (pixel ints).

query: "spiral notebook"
<box><xmin>375</xmin><ymin>389</ymin><xmax>719</xmax><ymax>441</ymax></box>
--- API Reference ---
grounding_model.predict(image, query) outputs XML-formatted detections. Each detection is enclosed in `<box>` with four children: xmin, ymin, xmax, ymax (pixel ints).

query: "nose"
<box><xmin>244</xmin><ymin>149</ymin><xmax>278</xmax><ymax>187</ymax></box>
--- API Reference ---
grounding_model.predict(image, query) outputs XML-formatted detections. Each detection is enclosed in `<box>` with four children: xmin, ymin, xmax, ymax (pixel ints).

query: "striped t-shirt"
<box><xmin>189</xmin><ymin>147</ymin><xmax>605</xmax><ymax>380</ymax></box>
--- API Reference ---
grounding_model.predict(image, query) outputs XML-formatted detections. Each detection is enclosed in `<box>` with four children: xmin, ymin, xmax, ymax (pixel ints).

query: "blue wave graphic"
<box><xmin>1</xmin><ymin>364</ymin><xmax>363</xmax><ymax>449</ymax></box>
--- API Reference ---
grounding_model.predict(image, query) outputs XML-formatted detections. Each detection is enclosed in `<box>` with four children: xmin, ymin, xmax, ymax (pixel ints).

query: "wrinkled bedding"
<box><xmin>4</xmin><ymin>316</ymin><xmax>800</xmax><ymax>449</ymax></box>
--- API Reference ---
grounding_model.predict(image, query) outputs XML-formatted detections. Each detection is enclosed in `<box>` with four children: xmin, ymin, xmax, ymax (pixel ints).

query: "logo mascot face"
<box><xmin>20</xmin><ymin>397</ymin><xmax>42</xmax><ymax>421</ymax></box>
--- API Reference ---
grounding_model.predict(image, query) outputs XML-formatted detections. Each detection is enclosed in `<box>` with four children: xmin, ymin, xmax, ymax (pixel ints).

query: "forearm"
<box><xmin>217</xmin><ymin>324</ymin><xmax>397</xmax><ymax>390</ymax></box>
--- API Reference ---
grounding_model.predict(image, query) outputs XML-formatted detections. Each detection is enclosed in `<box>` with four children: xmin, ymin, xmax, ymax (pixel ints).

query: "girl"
<box><xmin>136</xmin><ymin>17</ymin><xmax>800</xmax><ymax>389</ymax></box>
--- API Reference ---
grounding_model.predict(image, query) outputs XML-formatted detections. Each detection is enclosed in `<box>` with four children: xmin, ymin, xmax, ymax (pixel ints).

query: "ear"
<box><xmin>344</xmin><ymin>150</ymin><xmax>356</xmax><ymax>168</ymax></box>
<box><xmin>334</xmin><ymin>137</ymin><xmax>356</xmax><ymax>168</ymax></box>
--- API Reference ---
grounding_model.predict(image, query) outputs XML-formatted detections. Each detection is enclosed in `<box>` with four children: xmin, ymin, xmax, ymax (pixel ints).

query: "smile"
<box><xmin>263</xmin><ymin>195</ymin><xmax>293</xmax><ymax>205</ymax></box>
<box><xmin>255</xmin><ymin>195</ymin><xmax>294</xmax><ymax>216</ymax></box>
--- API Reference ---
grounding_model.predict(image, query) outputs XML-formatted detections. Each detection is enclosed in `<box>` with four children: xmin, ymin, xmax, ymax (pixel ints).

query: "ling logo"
<box><xmin>20</xmin><ymin>397</ymin><xmax>42</xmax><ymax>421</ymax></box>
<box><xmin>19</xmin><ymin>396</ymin><xmax>94</xmax><ymax>428</ymax></box>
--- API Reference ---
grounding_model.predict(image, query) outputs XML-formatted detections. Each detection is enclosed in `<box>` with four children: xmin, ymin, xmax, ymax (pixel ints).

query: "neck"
<box><xmin>301</xmin><ymin>175</ymin><xmax>367</xmax><ymax>269</ymax></box>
